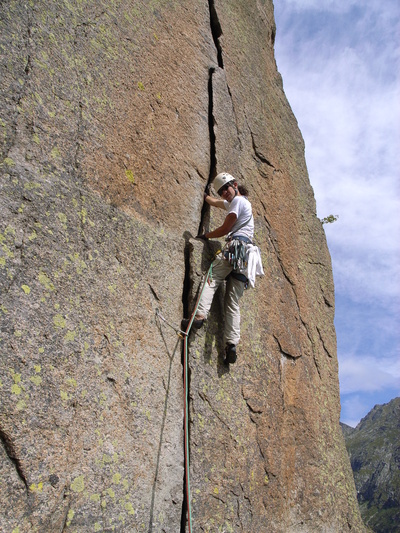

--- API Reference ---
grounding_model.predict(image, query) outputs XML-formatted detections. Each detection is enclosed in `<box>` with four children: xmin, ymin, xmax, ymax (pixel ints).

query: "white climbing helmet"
<box><xmin>213</xmin><ymin>172</ymin><xmax>235</xmax><ymax>194</ymax></box>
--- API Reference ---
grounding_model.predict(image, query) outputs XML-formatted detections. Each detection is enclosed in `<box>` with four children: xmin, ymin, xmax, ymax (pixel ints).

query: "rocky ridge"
<box><xmin>0</xmin><ymin>0</ymin><xmax>365</xmax><ymax>531</ymax></box>
<box><xmin>342</xmin><ymin>397</ymin><xmax>400</xmax><ymax>533</ymax></box>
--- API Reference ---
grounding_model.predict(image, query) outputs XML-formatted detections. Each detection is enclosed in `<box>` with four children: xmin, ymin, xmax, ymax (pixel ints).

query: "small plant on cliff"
<box><xmin>321</xmin><ymin>214</ymin><xmax>339</xmax><ymax>224</ymax></box>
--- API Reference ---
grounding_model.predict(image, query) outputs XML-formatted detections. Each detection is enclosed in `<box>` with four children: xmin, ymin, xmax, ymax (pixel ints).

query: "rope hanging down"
<box><xmin>181</xmin><ymin>259</ymin><xmax>215</xmax><ymax>533</ymax></box>
<box><xmin>156</xmin><ymin>249</ymin><xmax>219</xmax><ymax>532</ymax></box>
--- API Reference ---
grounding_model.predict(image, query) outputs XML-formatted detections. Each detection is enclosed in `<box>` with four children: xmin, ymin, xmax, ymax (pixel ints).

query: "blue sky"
<box><xmin>273</xmin><ymin>0</ymin><xmax>400</xmax><ymax>426</ymax></box>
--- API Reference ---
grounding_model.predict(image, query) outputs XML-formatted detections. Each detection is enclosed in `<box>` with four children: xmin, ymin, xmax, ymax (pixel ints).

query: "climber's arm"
<box><xmin>204</xmin><ymin>195</ymin><xmax>225</xmax><ymax>209</ymax></box>
<box><xmin>205</xmin><ymin>213</ymin><xmax>237</xmax><ymax>239</ymax></box>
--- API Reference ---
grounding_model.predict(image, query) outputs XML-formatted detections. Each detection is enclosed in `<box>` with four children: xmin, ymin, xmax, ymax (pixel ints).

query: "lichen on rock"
<box><xmin>0</xmin><ymin>0</ymin><xmax>366</xmax><ymax>532</ymax></box>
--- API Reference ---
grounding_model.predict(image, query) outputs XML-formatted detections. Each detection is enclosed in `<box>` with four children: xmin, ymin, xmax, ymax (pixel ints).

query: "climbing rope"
<box><xmin>156</xmin><ymin>248</ymin><xmax>220</xmax><ymax>532</ymax></box>
<box><xmin>156</xmin><ymin>309</ymin><xmax>186</xmax><ymax>338</ymax></box>
<box><xmin>182</xmin><ymin>257</ymin><xmax>215</xmax><ymax>533</ymax></box>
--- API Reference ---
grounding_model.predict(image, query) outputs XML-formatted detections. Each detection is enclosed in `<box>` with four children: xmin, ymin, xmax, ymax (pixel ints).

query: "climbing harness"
<box><xmin>223</xmin><ymin>235</ymin><xmax>253</xmax><ymax>289</ymax></box>
<box><xmin>225</xmin><ymin>238</ymin><xmax>248</xmax><ymax>272</ymax></box>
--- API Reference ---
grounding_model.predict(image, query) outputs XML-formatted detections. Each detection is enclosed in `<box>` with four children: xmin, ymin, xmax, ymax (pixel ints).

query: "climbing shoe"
<box><xmin>181</xmin><ymin>317</ymin><xmax>204</xmax><ymax>332</ymax></box>
<box><xmin>224</xmin><ymin>343</ymin><xmax>237</xmax><ymax>364</ymax></box>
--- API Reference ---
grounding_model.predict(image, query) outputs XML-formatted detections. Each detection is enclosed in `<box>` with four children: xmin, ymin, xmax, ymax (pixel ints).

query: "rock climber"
<box><xmin>182</xmin><ymin>172</ymin><xmax>260</xmax><ymax>365</ymax></box>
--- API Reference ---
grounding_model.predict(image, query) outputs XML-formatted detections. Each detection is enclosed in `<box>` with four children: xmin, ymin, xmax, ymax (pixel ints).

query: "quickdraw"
<box><xmin>225</xmin><ymin>238</ymin><xmax>248</xmax><ymax>272</ymax></box>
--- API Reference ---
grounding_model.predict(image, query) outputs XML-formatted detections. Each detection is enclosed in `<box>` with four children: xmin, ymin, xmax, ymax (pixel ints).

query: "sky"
<box><xmin>273</xmin><ymin>0</ymin><xmax>400</xmax><ymax>427</ymax></box>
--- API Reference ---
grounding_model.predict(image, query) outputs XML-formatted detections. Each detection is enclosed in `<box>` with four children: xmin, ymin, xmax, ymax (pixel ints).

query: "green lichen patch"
<box><xmin>112</xmin><ymin>473</ymin><xmax>121</xmax><ymax>485</ymax></box>
<box><xmin>125</xmin><ymin>169</ymin><xmax>134</xmax><ymax>183</ymax></box>
<box><xmin>2</xmin><ymin>157</ymin><xmax>15</xmax><ymax>167</ymax></box>
<box><xmin>64</xmin><ymin>330</ymin><xmax>76</xmax><ymax>342</ymax></box>
<box><xmin>30</xmin><ymin>375</ymin><xmax>42</xmax><ymax>386</ymax></box>
<box><xmin>66</xmin><ymin>509</ymin><xmax>75</xmax><ymax>527</ymax></box>
<box><xmin>11</xmin><ymin>383</ymin><xmax>22</xmax><ymax>395</ymax></box>
<box><xmin>38</xmin><ymin>272</ymin><xmax>55</xmax><ymax>291</ymax></box>
<box><xmin>53</xmin><ymin>314</ymin><xmax>66</xmax><ymax>328</ymax></box>
<box><xmin>29</xmin><ymin>482</ymin><xmax>43</xmax><ymax>493</ymax></box>
<box><xmin>70</xmin><ymin>475</ymin><xmax>85</xmax><ymax>493</ymax></box>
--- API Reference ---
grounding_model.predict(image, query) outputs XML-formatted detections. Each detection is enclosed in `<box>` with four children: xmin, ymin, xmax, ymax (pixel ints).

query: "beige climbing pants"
<box><xmin>196</xmin><ymin>254</ymin><xmax>245</xmax><ymax>345</ymax></box>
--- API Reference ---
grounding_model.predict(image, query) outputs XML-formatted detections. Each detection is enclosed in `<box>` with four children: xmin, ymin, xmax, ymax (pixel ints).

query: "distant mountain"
<box><xmin>342</xmin><ymin>397</ymin><xmax>400</xmax><ymax>533</ymax></box>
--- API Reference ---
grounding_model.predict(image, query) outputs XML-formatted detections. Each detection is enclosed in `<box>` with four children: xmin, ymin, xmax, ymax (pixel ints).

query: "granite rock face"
<box><xmin>0</xmin><ymin>0</ymin><xmax>365</xmax><ymax>531</ymax></box>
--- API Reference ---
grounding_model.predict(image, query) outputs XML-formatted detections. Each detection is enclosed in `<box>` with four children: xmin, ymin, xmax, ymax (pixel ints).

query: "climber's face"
<box><xmin>220</xmin><ymin>182</ymin><xmax>237</xmax><ymax>202</ymax></box>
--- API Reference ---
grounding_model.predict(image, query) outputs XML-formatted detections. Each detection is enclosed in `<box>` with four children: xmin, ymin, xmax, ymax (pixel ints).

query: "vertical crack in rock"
<box><xmin>180</xmin><ymin>480</ymin><xmax>188</xmax><ymax>533</ymax></box>
<box><xmin>179</xmin><ymin>345</ymin><xmax>192</xmax><ymax>533</ymax></box>
<box><xmin>207</xmin><ymin>68</ymin><xmax>217</xmax><ymax>186</ymax></box>
<box><xmin>180</xmin><ymin>4</ymin><xmax>226</xmax><ymax>527</ymax></box>
<box><xmin>198</xmin><ymin>67</ymin><xmax>217</xmax><ymax>235</ymax></box>
<box><xmin>0</xmin><ymin>428</ymin><xmax>28</xmax><ymax>490</ymax></box>
<box><xmin>180</xmin><ymin>237</ymin><xmax>193</xmax><ymax>532</ymax></box>
<box><xmin>316</xmin><ymin>325</ymin><xmax>333</xmax><ymax>359</ymax></box>
<box><xmin>61</xmin><ymin>506</ymin><xmax>71</xmax><ymax>533</ymax></box>
<box><xmin>181</xmin><ymin>239</ymin><xmax>194</xmax><ymax>319</ymax></box>
<box><xmin>208</xmin><ymin>0</ymin><xmax>224</xmax><ymax>69</ymax></box>
<box><xmin>250</xmin><ymin>129</ymin><xmax>275</xmax><ymax>169</ymax></box>
<box><xmin>198</xmin><ymin>0</ymin><xmax>224</xmax><ymax>234</ymax></box>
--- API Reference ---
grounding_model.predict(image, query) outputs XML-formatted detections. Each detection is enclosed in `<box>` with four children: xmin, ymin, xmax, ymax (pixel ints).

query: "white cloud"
<box><xmin>275</xmin><ymin>0</ymin><xmax>400</xmax><ymax>309</ymax></box>
<box><xmin>274</xmin><ymin>0</ymin><xmax>400</xmax><ymax>425</ymax></box>
<box><xmin>330</xmin><ymin>254</ymin><xmax>400</xmax><ymax>307</ymax></box>
<box><xmin>277</xmin><ymin>0</ymin><xmax>356</xmax><ymax>14</ymax></box>
<box><xmin>279</xmin><ymin>0</ymin><xmax>397</xmax><ymax>18</ymax></box>
<box><xmin>340</xmin><ymin>394</ymin><xmax>377</xmax><ymax>428</ymax></box>
<box><xmin>339</xmin><ymin>354</ymin><xmax>400</xmax><ymax>395</ymax></box>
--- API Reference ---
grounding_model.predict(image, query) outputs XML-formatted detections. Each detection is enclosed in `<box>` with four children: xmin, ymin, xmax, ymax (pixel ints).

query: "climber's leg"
<box><xmin>196</xmin><ymin>255</ymin><xmax>232</xmax><ymax>320</ymax></box>
<box><xmin>224</xmin><ymin>274</ymin><xmax>245</xmax><ymax>347</ymax></box>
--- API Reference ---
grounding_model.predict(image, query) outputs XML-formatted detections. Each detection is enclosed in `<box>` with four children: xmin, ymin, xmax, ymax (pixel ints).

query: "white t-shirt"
<box><xmin>224</xmin><ymin>195</ymin><xmax>254</xmax><ymax>240</ymax></box>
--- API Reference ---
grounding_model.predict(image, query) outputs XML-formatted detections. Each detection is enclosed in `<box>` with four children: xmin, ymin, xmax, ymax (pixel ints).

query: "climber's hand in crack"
<box><xmin>196</xmin><ymin>211</ymin><xmax>237</xmax><ymax>241</ymax></box>
<box><xmin>204</xmin><ymin>194</ymin><xmax>225</xmax><ymax>209</ymax></box>
<box><xmin>201</xmin><ymin>213</ymin><xmax>237</xmax><ymax>240</ymax></box>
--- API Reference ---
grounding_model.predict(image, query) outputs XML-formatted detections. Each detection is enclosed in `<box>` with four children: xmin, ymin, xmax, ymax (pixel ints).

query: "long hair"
<box><xmin>237</xmin><ymin>184</ymin><xmax>249</xmax><ymax>196</ymax></box>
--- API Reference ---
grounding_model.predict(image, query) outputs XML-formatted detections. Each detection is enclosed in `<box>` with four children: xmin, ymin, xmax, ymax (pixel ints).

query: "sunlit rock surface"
<box><xmin>0</xmin><ymin>0</ymin><xmax>365</xmax><ymax>531</ymax></box>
